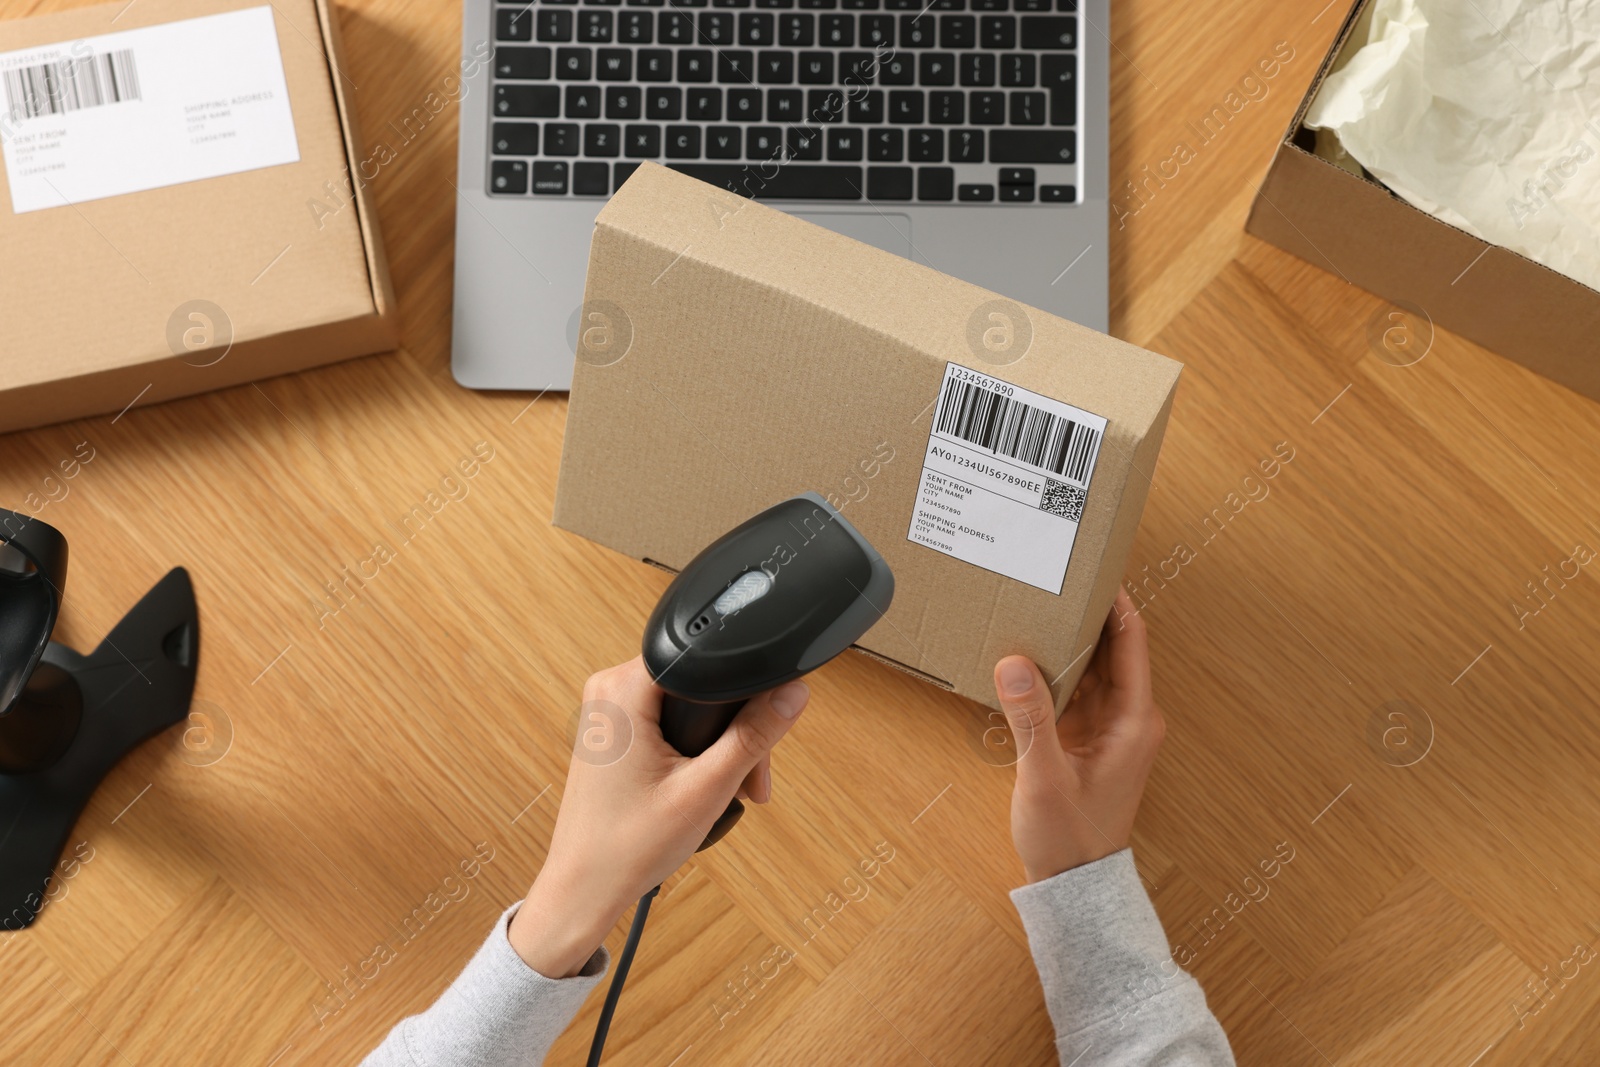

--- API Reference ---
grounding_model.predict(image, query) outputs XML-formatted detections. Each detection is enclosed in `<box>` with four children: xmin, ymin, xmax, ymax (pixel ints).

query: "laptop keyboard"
<box><xmin>486</xmin><ymin>0</ymin><xmax>1081</xmax><ymax>203</ymax></box>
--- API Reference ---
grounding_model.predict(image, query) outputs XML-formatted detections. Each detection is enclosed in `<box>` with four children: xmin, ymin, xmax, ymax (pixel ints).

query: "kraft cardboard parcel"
<box><xmin>555</xmin><ymin>163</ymin><xmax>1183</xmax><ymax>714</ymax></box>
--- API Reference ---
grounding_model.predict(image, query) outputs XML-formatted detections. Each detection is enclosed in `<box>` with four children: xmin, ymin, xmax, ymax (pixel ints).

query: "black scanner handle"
<box><xmin>659</xmin><ymin>694</ymin><xmax>746</xmax><ymax>851</ymax></box>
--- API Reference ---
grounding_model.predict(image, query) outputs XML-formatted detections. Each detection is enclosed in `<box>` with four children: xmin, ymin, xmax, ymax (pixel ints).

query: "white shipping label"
<box><xmin>0</xmin><ymin>6</ymin><xmax>299</xmax><ymax>214</ymax></box>
<box><xmin>907</xmin><ymin>362</ymin><xmax>1109</xmax><ymax>594</ymax></box>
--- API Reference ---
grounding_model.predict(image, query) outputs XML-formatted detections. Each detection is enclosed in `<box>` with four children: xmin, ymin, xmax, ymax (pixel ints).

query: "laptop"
<box><xmin>451</xmin><ymin>0</ymin><xmax>1108</xmax><ymax>391</ymax></box>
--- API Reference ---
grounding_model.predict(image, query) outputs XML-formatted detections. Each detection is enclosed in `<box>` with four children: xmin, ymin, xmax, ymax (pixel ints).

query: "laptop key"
<box><xmin>739</xmin><ymin>12</ymin><xmax>775</xmax><ymax>43</ymax></box>
<box><xmin>647</xmin><ymin>87</ymin><xmax>684</xmax><ymax>118</ymax></box>
<box><xmin>495</xmin><ymin>85</ymin><xmax>559</xmax><ymax>118</ymax></box>
<box><xmin>868</xmin><ymin>127</ymin><xmax>903</xmax><ymax>160</ymax></box>
<box><xmin>958</xmin><ymin>183</ymin><xmax>994</xmax><ymax>201</ymax></box>
<box><xmin>606</xmin><ymin>86</ymin><xmax>643</xmax><ymax>118</ymax></box>
<box><xmin>495</xmin><ymin>47</ymin><xmax>552</xmax><ymax>79</ymax></box>
<box><xmin>1009</xmin><ymin>91</ymin><xmax>1045</xmax><ymax>125</ymax></box>
<box><xmin>707</xmin><ymin>126</ymin><xmax>743</xmax><ymax>157</ymax></box>
<box><xmin>638</xmin><ymin>49</ymin><xmax>674</xmax><ymax>79</ymax></box>
<box><xmin>1000</xmin><ymin>52</ymin><xmax>1034</xmax><ymax>86</ymax></box>
<box><xmin>659</xmin><ymin>10</ymin><xmax>694</xmax><ymax>42</ymax></box>
<box><xmin>929</xmin><ymin>91</ymin><xmax>963</xmax><ymax>124</ymax></box>
<box><xmin>492</xmin><ymin>122</ymin><xmax>540</xmax><ymax>155</ymax></box>
<box><xmin>728</xmin><ymin>88</ymin><xmax>763</xmax><ymax>120</ymax></box>
<box><xmin>574</xmin><ymin>161</ymin><xmax>612</xmax><ymax>194</ymax></box>
<box><xmin>867</xmin><ymin>166</ymin><xmax>913</xmax><ymax>200</ymax></box>
<box><xmin>840</xmin><ymin>52</ymin><xmax>877</xmax><ymax>83</ymax></box>
<box><xmin>668</xmin><ymin>163</ymin><xmax>863</xmax><ymax>198</ymax></box>
<box><xmin>687</xmin><ymin>87</ymin><xmax>723</xmax><ymax>119</ymax></box>
<box><xmin>920</xmin><ymin>52</ymin><xmax>955</xmax><ymax>85</ymax></box>
<box><xmin>678</xmin><ymin>49</ymin><xmax>715</xmax><ymax>81</ymax></box>
<box><xmin>537</xmin><ymin>10</ymin><xmax>574</xmax><ymax>41</ymax></box>
<box><xmin>698</xmin><ymin>11</ymin><xmax>734</xmax><ymax>42</ymax></box>
<box><xmin>779</xmin><ymin>12</ymin><xmax>815</xmax><ymax>44</ymax></box>
<box><xmin>878</xmin><ymin>55</ymin><xmax>914</xmax><ymax>84</ymax></box>
<box><xmin>809</xmin><ymin>88</ymin><xmax>847</xmax><ymax>122</ymax></box>
<box><xmin>747</xmin><ymin>125</ymin><xmax>783</xmax><ymax>156</ymax></box>
<box><xmin>908</xmin><ymin>128</ymin><xmax>942</xmax><ymax>161</ymax></box>
<box><xmin>861</xmin><ymin>14</ymin><xmax>895</xmax><ymax>45</ymax></box>
<box><xmin>759</xmin><ymin>51</ymin><xmax>795</xmax><ymax>82</ymax></box>
<box><xmin>819</xmin><ymin>14</ymin><xmax>853</xmax><ymax>45</ymax></box>
<box><xmin>768</xmin><ymin>88</ymin><xmax>803</xmax><ymax>120</ymax></box>
<box><xmin>1042</xmin><ymin>53</ymin><xmax>1075</xmax><ymax>124</ymax></box>
<box><xmin>1020</xmin><ymin>15</ymin><xmax>1074</xmax><ymax>49</ymax></box>
<box><xmin>596</xmin><ymin>49</ymin><xmax>632</xmax><ymax>79</ymax></box>
<box><xmin>990</xmin><ymin>128</ymin><xmax>1074</xmax><ymax>162</ymax></box>
<box><xmin>545</xmin><ymin>123</ymin><xmax>581</xmax><ymax>155</ymax></box>
<box><xmin>566</xmin><ymin>85</ymin><xmax>601</xmax><ymax>118</ymax></box>
<box><xmin>949</xmin><ymin>127</ymin><xmax>983</xmax><ymax>161</ymax></box>
<box><xmin>828</xmin><ymin>127</ymin><xmax>863</xmax><ymax>160</ymax></box>
<box><xmin>533</xmin><ymin>160</ymin><xmax>569</xmax><ymax>193</ymax></box>
<box><xmin>797</xmin><ymin>52</ymin><xmax>834</xmax><ymax>83</ymax></box>
<box><xmin>888</xmin><ymin>91</ymin><xmax>923</xmax><ymax>123</ymax></box>
<box><xmin>999</xmin><ymin>183</ymin><xmax>1033</xmax><ymax>201</ymax></box>
<box><xmin>939</xmin><ymin>15</ymin><xmax>975</xmax><ymax>48</ymax></box>
<box><xmin>497</xmin><ymin>8</ymin><xmax>534</xmax><ymax>41</ymax></box>
<box><xmin>969</xmin><ymin>91</ymin><xmax>1004</xmax><ymax>124</ymax></box>
<box><xmin>786</xmin><ymin>126</ymin><xmax>823</xmax><ymax>159</ymax></box>
<box><xmin>961</xmin><ymin>53</ymin><xmax>995</xmax><ymax>85</ymax></box>
<box><xmin>619</xmin><ymin>11</ymin><xmax>654</xmax><ymax>41</ymax></box>
<box><xmin>900</xmin><ymin>13</ymin><xmax>934</xmax><ymax>46</ymax></box>
<box><xmin>917</xmin><ymin>166</ymin><xmax>954</xmax><ymax>200</ymax></box>
<box><xmin>490</xmin><ymin>159</ymin><xmax>529</xmax><ymax>193</ymax></box>
<box><xmin>555</xmin><ymin>48</ymin><xmax>592</xmax><ymax>79</ymax></box>
<box><xmin>578</xmin><ymin>10</ymin><xmax>614</xmax><ymax>40</ymax></box>
<box><xmin>626</xmin><ymin>124</ymin><xmax>662</xmax><ymax>155</ymax></box>
<box><xmin>848</xmin><ymin>89</ymin><xmax>885</xmax><ymax>124</ymax></box>
<box><xmin>1040</xmin><ymin>183</ymin><xmax>1074</xmax><ymax>202</ymax></box>
<box><xmin>665</xmin><ymin>125</ymin><xmax>703</xmax><ymax>157</ymax></box>
<box><xmin>717</xmin><ymin>50</ymin><xmax>756</xmax><ymax>82</ymax></box>
<box><xmin>979</xmin><ymin>15</ymin><xmax>1014</xmax><ymax>47</ymax></box>
<box><xmin>584</xmin><ymin>124</ymin><xmax>622</xmax><ymax>156</ymax></box>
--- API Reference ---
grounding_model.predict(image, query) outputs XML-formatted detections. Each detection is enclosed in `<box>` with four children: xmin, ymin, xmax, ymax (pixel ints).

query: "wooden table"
<box><xmin>5</xmin><ymin>1</ymin><xmax>1599</xmax><ymax>1063</ymax></box>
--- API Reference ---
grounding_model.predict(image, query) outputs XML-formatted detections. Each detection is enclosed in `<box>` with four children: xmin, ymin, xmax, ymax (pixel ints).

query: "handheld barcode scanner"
<box><xmin>644</xmin><ymin>492</ymin><xmax>895</xmax><ymax>850</ymax></box>
<box><xmin>587</xmin><ymin>493</ymin><xmax>892</xmax><ymax>1066</ymax></box>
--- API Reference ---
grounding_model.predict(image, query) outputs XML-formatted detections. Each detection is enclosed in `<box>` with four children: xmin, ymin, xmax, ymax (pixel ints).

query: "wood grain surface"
<box><xmin>4</xmin><ymin>0</ymin><xmax>1599</xmax><ymax>1064</ymax></box>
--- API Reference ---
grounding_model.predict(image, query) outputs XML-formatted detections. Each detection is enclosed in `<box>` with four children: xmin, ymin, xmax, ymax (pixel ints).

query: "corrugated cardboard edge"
<box><xmin>0</xmin><ymin>0</ymin><xmax>399</xmax><ymax>435</ymax></box>
<box><xmin>1246</xmin><ymin>0</ymin><xmax>1600</xmax><ymax>404</ymax></box>
<box><xmin>315</xmin><ymin>0</ymin><xmax>399</xmax><ymax>340</ymax></box>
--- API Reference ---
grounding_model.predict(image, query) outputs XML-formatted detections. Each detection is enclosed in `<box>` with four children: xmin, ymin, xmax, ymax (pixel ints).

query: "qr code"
<box><xmin>1041</xmin><ymin>478</ymin><xmax>1086</xmax><ymax>522</ymax></box>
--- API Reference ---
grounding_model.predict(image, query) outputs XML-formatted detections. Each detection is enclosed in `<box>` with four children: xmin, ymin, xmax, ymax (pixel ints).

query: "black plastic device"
<box><xmin>587</xmin><ymin>493</ymin><xmax>894</xmax><ymax>1066</ymax></box>
<box><xmin>0</xmin><ymin>509</ymin><xmax>199</xmax><ymax>929</ymax></box>
<box><xmin>641</xmin><ymin>491</ymin><xmax>894</xmax><ymax>850</ymax></box>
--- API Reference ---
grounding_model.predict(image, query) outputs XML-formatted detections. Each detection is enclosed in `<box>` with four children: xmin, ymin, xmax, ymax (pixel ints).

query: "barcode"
<box><xmin>936</xmin><ymin>377</ymin><xmax>1101</xmax><ymax>484</ymax></box>
<box><xmin>3</xmin><ymin>49</ymin><xmax>141</xmax><ymax>123</ymax></box>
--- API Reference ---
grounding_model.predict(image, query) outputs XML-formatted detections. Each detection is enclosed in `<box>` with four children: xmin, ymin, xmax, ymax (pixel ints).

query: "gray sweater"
<box><xmin>362</xmin><ymin>849</ymin><xmax>1235</xmax><ymax>1066</ymax></box>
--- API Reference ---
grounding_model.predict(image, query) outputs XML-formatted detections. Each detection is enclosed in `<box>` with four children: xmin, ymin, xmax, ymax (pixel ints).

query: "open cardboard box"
<box><xmin>0</xmin><ymin>0</ymin><xmax>397</xmax><ymax>433</ymax></box>
<box><xmin>554</xmin><ymin>163</ymin><xmax>1182</xmax><ymax>713</ymax></box>
<box><xmin>1246</xmin><ymin>0</ymin><xmax>1600</xmax><ymax>403</ymax></box>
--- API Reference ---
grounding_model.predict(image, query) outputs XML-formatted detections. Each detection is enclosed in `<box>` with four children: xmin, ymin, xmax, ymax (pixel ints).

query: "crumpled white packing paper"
<box><xmin>1304</xmin><ymin>0</ymin><xmax>1600</xmax><ymax>292</ymax></box>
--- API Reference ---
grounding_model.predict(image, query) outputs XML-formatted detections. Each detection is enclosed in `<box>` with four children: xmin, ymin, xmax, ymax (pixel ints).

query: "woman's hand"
<box><xmin>509</xmin><ymin>657</ymin><xmax>809</xmax><ymax>977</ymax></box>
<box><xmin>994</xmin><ymin>589</ymin><xmax>1165</xmax><ymax>884</ymax></box>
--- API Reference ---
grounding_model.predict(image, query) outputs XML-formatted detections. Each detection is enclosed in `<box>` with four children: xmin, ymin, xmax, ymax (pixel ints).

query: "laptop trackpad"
<box><xmin>793</xmin><ymin>213</ymin><xmax>912</xmax><ymax>259</ymax></box>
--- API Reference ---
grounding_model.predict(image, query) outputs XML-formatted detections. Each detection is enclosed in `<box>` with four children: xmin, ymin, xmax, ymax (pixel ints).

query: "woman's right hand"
<box><xmin>993</xmin><ymin>589</ymin><xmax>1166</xmax><ymax>884</ymax></box>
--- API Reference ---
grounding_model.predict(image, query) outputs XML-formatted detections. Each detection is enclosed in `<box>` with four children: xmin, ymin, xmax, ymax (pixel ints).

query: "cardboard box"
<box><xmin>0</xmin><ymin>0</ymin><xmax>396</xmax><ymax>434</ymax></box>
<box><xmin>554</xmin><ymin>163</ymin><xmax>1181</xmax><ymax>713</ymax></box>
<box><xmin>1246</xmin><ymin>0</ymin><xmax>1600</xmax><ymax>403</ymax></box>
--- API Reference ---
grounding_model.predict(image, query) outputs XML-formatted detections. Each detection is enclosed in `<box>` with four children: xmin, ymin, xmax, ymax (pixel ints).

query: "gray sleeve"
<box><xmin>1010</xmin><ymin>849</ymin><xmax>1236</xmax><ymax>1066</ymax></box>
<box><xmin>361</xmin><ymin>902</ymin><xmax>611</xmax><ymax>1067</ymax></box>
